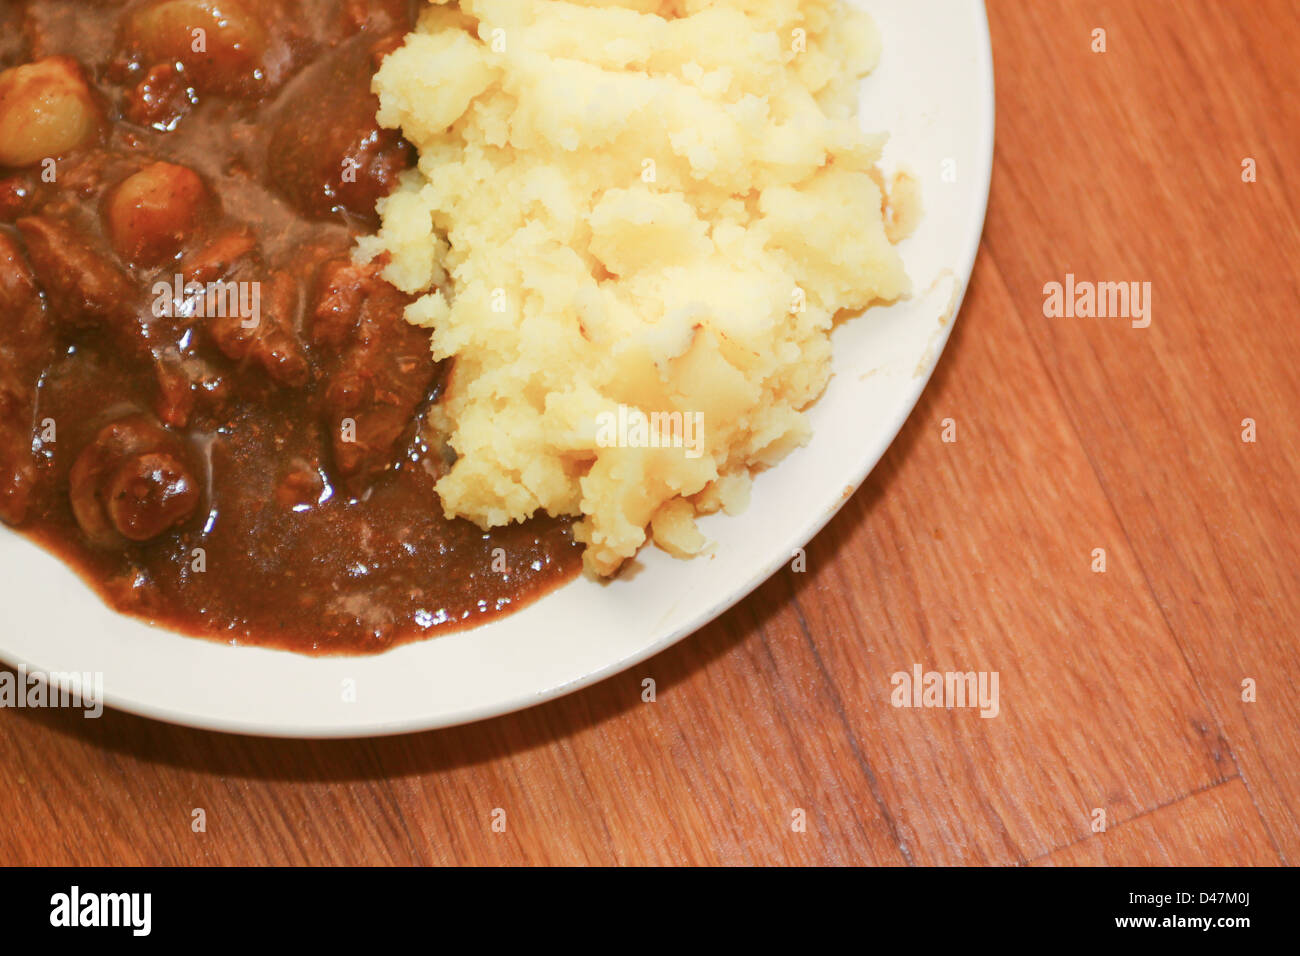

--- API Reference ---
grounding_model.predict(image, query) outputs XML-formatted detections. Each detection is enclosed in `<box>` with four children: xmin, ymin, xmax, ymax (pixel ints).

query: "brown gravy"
<box><xmin>0</xmin><ymin>0</ymin><xmax>582</xmax><ymax>655</ymax></box>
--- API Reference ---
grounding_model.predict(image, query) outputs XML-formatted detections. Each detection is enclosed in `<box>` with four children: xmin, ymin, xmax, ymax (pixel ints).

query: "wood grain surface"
<box><xmin>1</xmin><ymin>0</ymin><xmax>1296</xmax><ymax>866</ymax></box>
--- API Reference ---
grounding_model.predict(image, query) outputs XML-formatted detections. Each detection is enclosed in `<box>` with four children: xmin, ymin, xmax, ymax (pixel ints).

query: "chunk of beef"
<box><xmin>123</xmin><ymin>63</ymin><xmax>195</xmax><ymax>132</ymax></box>
<box><xmin>17</xmin><ymin>213</ymin><xmax>208</xmax><ymax>425</ymax></box>
<box><xmin>339</xmin><ymin>0</ymin><xmax>417</xmax><ymax>35</ymax></box>
<box><xmin>16</xmin><ymin>214</ymin><xmax>134</xmax><ymax>326</ymax></box>
<box><xmin>179</xmin><ymin>229</ymin><xmax>310</xmax><ymax>388</ymax></box>
<box><xmin>0</xmin><ymin>230</ymin><xmax>52</xmax><ymax>525</ymax></box>
<box><xmin>311</xmin><ymin>258</ymin><xmax>436</xmax><ymax>494</ymax></box>
<box><xmin>265</xmin><ymin>37</ymin><xmax>412</xmax><ymax>228</ymax></box>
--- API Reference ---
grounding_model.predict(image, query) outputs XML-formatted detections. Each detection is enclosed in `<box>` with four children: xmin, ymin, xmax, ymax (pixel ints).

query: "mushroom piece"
<box><xmin>69</xmin><ymin>416</ymin><xmax>200</xmax><ymax>547</ymax></box>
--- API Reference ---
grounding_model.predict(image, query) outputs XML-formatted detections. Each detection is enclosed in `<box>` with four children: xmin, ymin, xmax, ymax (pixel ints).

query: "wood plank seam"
<box><xmin>975</xmin><ymin>247</ymin><xmax>1289</xmax><ymax>863</ymax></box>
<box><xmin>781</xmin><ymin>582</ymin><xmax>916</xmax><ymax>864</ymax></box>
<box><xmin>1019</xmin><ymin>773</ymin><xmax>1268</xmax><ymax>866</ymax></box>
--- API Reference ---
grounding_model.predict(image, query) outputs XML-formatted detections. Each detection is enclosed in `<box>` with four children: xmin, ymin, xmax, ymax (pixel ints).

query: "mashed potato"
<box><xmin>361</xmin><ymin>0</ymin><xmax>913</xmax><ymax>576</ymax></box>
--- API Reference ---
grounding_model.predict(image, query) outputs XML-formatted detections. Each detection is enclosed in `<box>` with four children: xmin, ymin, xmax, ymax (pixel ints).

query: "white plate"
<box><xmin>0</xmin><ymin>0</ymin><xmax>994</xmax><ymax>737</ymax></box>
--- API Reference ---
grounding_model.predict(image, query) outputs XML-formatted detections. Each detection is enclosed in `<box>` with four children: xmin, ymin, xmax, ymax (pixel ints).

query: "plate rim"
<box><xmin>0</xmin><ymin>0</ymin><xmax>996</xmax><ymax>738</ymax></box>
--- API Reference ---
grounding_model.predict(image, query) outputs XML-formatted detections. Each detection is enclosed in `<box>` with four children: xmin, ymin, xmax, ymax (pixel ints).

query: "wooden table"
<box><xmin>2</xmin><ymin>0</ymin><xmax>1296</xmax><ymax>866</ymax></box>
